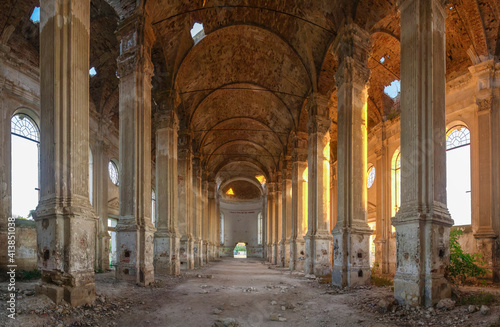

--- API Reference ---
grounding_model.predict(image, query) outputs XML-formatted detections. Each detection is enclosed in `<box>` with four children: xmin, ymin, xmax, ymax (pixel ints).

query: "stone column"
<box><xmin>332</xmin><ymin>23</ymin><xmax>373</xmax><ymax>287</ymax></box>
<box><xmin>115</xmin><ymin>11</ymin><xmax>156</xmax><ymax>286</ymax></box>
<box><xmin>281</xmin><ymin>162</ymin><xmax>292</xmax><ymax>268</ymax></box>
<box><xmin>290</xmin><ymin>133</ymin><xmax>308</xmax><ymax>271</ymax></box>
<box><xmin>262</xmin><ymin>192</ymin><xmax>268</xmax><ymax>260</ymax></box>
<box><xmin>192</xmin><ymin>154</ymin><xmax>203</xmax><ymax>267</ymax></box>
<box><xmin>154</xmin><ymin>109</ymin><xmax>180</xmax><ymax>275</ymax></box>
<box><xmin>392</xmin><ymin>0</ymin><xmax>453</xmax><ymax>306</ymax></box>
<box><xmin>374</xmin><ymin>128</ymin><xmax>392</xmax><ymax>274</ymax></box>
<box><xmin>274</xmin><ymin>177</ymin><xmax>282</xmax><ymax>266</ymax></box>
<box><xmin>215</xmin><ymin>194</ymin><xmax>221</xmax><ymax>258</ymax></box>
<box><xmin>266</xmin><ymin>183</ymin><xmax>275</xmax><ymax>263</ymax></box>
<box><xmin>469</xmin><ymin>60</ymin><xmax>500</xmax><ymax>280</ymax></box>
<box><xmin>35</xmin><ymin>0</ymin><xmax>96</xmax><ymax>306</ymax></box>
<box><xmin>95</xmin><ymin>140</ymin><xmax>110</xmax><ymax>272</ymax></box>
<box><xmin>178</xmin><ymin>131</ymin><xmax>194</xmax><ymax>270</ymax></box>
<box><xmin>304</xmin><ymin>94</ymin><xmax>332</xmax><ymax>276</ymax></box>
<box><xmin>202</xmin><ymin>174</ymin><xmax>209</xmax><ymax>264</ymax></box>
<box><xmin>208</xmin><ymin>181</ymin><xmax>217</xmax><ymax>260</ymax></box>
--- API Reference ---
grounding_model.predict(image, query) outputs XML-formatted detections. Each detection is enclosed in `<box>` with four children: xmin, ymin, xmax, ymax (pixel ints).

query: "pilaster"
<box><xmin>178</xmin><ymin>130</ymin><xmax>194</xmax><ymax>270</ymax></box>
<box><xmin>154</xmin><ymin>109</ymin><xmax>180</xmax><ymax>275</ymax></box>
<box><xmin>266</xmin><ymin>183</ymin><xmax>275</xmax><ymax>263</ymax></box>
<box><xmin>332</xmin><ymin>23</ymin><xmax>373</xmax><ymax>287</ymax></box>
<box><xmin>469</xmin><ymin>60</ymin><xmax>500</xmax><ymax>280</ymax></box>
<box><xmin>305</xmin><ymin>93</ymin><xmax>333</xmax><ymax>276</ymax></box>
<box><xmin>202</xmin><ymin>174</ymin><xmax>210</xmax><ymax>264</ymax></box>
<box><xmin>374</xmin><ymin>127</ymin><xmax>392</xmax><ymax>274</ymax></box>
<box><xmin>35</xmin><ymin>0</ymin><xmax>97</xmax><ymax>306</ymax></box>
<box><xmin>281</xmin><ymin>162</ymin><xmax>292</xmax><ymax>268</ymax></box>
<box><xmin>115</xmin><ymin>11</ymin><xmax>156</xmax><ymax>286</ymax></box>
<box><xmin>192</xmin><ymin>154</ymin><xmax>203</xmax><ymax>267</ymax></box>
<box><xmin>290</xmin><ymin>133</ymin><xmax>308</xmax><ymax>271</ymax></box>
<box><xmin>274</xmin><ymin>176</ymin><xmax>282</xmax><ymax>266</ymax></box>
<box><xmin>393</xmin><ymin>0</ymin><xmax>453</xmax><ymax>306</ymax></box>
<box><xmin>208</xmin><ymin>181</ymin><xmax>217</xmax><ymax>261</ymax></box>
<box><xmin>95</xmin><ymin>140</ymin><xmax>110</xmax><ymax>272</ymax></box>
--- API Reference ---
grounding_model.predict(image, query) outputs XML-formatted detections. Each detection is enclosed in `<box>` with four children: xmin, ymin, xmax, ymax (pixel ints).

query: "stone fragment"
<box><xmin>436</xmin><ymin>298</ymin><xmax>455</xmax><ymax>310</ymax></box>
<box><xmin>377</xmin><ymin>299</ymin><xmax>391</xmax><ymax>313</ymax></box>
<box><xmin>480</xmin><ymin>305</ymin><xmax>490</xmax><ymax>315</ymax></box>
<box><xmin>270</xmin><ymin>314</ymin><xmax>280</xmax><ymax>321</ymax></box>
<box><xmin>468</xmin><ymin>305</ymin><xmax>478</xmax><ymax>313</ymax></box>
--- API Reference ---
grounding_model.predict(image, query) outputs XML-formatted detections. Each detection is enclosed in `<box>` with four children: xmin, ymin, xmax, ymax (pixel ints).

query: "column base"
<box><xmin>96</xmin><ymin>232</ymin><xmax>111</xmax><ymax>272</ymax></box>
<box><xmin>193</xmin><ymin>239</ymin><xmax>202</xmax><ymax>267</ymax></box>
<box><xmin>203</xmin><ymin>241</ymin><xmax>209</xmax><ymax>264</ymax></box>
<box><xmin>332</xmin><ymin>226</ymin><xmax>372</xmax><ymax>288</ymax></box>
<box><xmin>305</xmin><ymin>233</ymin><xmax>332</xmax><ymax>276</ymax></box>
<box><xmin>272</xmin><ymin>243</ymin><xmax>278</xmax><ymax>265</ymax></box>
<box><xmin>154</xmin><ymin>231</ymin><xmax>180</xmax><ymax>275</ymax></box>
<box><xmin>282</xmin><ymin>241</ymin><xmax>290</xmax><ymax>268</ymax></box>
<box><xmin>35</xmin><ymin>202</ymin><xmax>98</xmax><ymax>305</ymax></box>
<box><xmin>115</xmin><ymin>223</ymin><xmax>155</xmax><ymax>286</ymax></box>
<box><xmin>295</xmin><ymin>240</ymin><xmax>306</xmax><ymax>272</ymax></box>
<box><xmin>279</xmin><ymin>241</ymin><xmax>285</xmax><ymax>267</ymax></box>
<box><xmin>392</xmin><ymin>205</ymin><xmax>453</xmax><ymax>306</ymax></box>
<box><xmin>36</xmin><ymin>281</ymin><xmax>95</xmax><ymax>307</ymax></box>
<box><xmin>268</xmin><ymin>244</ymin><xmax>272</xmax><ymax>262</ymax></box>
<box><xmin>180</xmin><ymin>236</ymin><xmax>194</xmax><ymax>270</ymax></box>
<box><xmin>474</xmin><ymin>234</ymin><xmax>499</xmax><ymax>281</ymax></box>
<box><xmin>374</xmin><ymin>239</ymin><xmax>390</xmax><ymax>274</ymax></box>
<box><xmin>394</xmin><ymin>271</ymin><xmax>451</xmax><ymax>307</ymax></box>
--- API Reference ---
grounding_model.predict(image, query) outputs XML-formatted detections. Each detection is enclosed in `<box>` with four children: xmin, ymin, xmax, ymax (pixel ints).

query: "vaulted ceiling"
<box><xmin>1</xmin><ymin>0</ymin><xmax>499</xmax><ymax>196</ymax></box>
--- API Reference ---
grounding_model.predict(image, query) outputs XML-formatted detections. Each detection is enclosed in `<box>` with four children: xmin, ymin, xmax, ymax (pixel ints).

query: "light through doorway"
<box><xmin>233</xmin><ymin>242</ymin><xmax>247</xmax><ymax>258</ymax></box>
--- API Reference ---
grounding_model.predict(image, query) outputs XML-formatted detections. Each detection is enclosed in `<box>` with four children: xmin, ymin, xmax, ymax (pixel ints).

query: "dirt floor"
<box><xmin>2</xmin><ymin>257</ymin><xmax>500</xmax><ymax>327</ymax></box>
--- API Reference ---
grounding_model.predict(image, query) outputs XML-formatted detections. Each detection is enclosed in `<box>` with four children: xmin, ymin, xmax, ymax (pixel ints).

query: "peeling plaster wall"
<box><xmin>15</xmin><ymin>219</ymin><xmax>37</xmax><ymax>271</ymax></box>
<box><xmin>219</xmin><ymin>199</ymin><xmax>264</xmax><ymax>258</ymax></box>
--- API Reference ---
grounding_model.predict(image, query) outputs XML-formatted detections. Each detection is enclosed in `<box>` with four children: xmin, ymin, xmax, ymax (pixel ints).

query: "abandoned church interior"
<box><xmin>1</xmin><ymin>0</ymin><xmax>500</xmax><ymax>325</ymax></box>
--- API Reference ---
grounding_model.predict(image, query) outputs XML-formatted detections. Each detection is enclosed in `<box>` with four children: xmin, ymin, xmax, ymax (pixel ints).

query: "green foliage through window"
<box><xmin>448</xmin><ymin>229</ymin><xmax>489</xmax><ymax>285</ymax></box>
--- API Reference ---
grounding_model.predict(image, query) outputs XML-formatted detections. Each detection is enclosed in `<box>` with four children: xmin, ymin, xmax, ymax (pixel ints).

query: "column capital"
<box><xmin>306</xmin><ymin>93</ymin><xmax>329</xmax><ymax>118</ymax></box>
<box><xmin>155</xmin><ymin>109</ymin><xmax>178</xmax><ymax>130</ymax></box>
<box><xmin>282</xmin><ymin>168</ymin><xmax>292</xmax><ymax>180</ymax></box>
<box><xmin>116</xmin><ymin>12</ymin><xmax>156</xmax><ymax>79</ymax></box>
<box><xmin>178</xmin><ymin>130</ymin><xmax>192</xmax><ymax>149</ymax></box>
<box><xmin>267</xmin><ymin>182</ymin><xmax>275</xmax><ymax>194</ymax></box>
<box><xmin>308</xmin><ymin>114</ymin><xmax>331</xmax><ymax>135</ymax></box>
<box><xmin>398</xmin><ymin>0</ymin><xmax>448</xmax><ymax>15</ymax></box>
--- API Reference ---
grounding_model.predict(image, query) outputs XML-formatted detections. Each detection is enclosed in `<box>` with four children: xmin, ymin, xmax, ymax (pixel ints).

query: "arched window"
<box><xmin>108</xmin><ymin>159</ymin><xmax>119</xmax><ymax>185</ymax></box>
<box><xmin>446</xmin><ymin>125</ymin><xmax>471</xmax><ymax>225</ymax></box>
<box><xmin>257</xmin><ymin>212</ymin><xmax>263</xmax><ymax>245</ymax></box>
<box><xmin>391</xmin><ymin>149</ymin><xmax>401</xmax><ymax>217</ymax></box>
<box><xmin>11</xmin><ymin>113</ymin><xmax>39</xmax><ymax>219</ymax></box>
<box><xmin>220</xmin><ymin>212</ymin><xmax>225</xmax><ymax>245</ymax></box>
<box><xmin>152</xmin><ymin>188</ymin><xmax>156</xmax><ymax>227</ymax></box>
<box><xmin>367</xmin><ymin>165</ymin><xmax>376</xmax><ymax>189</ymax></box>
<box><xmin>89</xmin><ymin>148</ymin><xmax>93</xmax><ymax>205</ymax></box>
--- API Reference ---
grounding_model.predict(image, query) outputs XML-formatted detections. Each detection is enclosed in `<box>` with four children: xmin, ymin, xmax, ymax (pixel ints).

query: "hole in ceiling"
<box><xmin>30</xmin><ymin>7</ymin><xmax>40</xmax><ymax>23</ymax></box>
<box><xmin>89</xmin><ymin>67</ymin><xmax>97</xmax><ymax>77</ymax></box>
<box><xmin>379</xmin><ymin>57</ymin><xmax>385</xmax><ymax>64</ymax></box>
<box><xmin>384</xmin><ymin>80</ymin><xmax>400</xmax><ymax>99</ymax></box>
<box><xmin>190</xmin><ymin>22</ymin><xmax>205</xmax><ymax>45</ymax></box>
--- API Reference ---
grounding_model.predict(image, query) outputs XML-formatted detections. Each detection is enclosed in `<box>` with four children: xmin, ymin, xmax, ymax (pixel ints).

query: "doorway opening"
<box><xmin>233</xmin><ymin>242</ymin><xmax>247</xmax><ymax>258</ymax></box>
